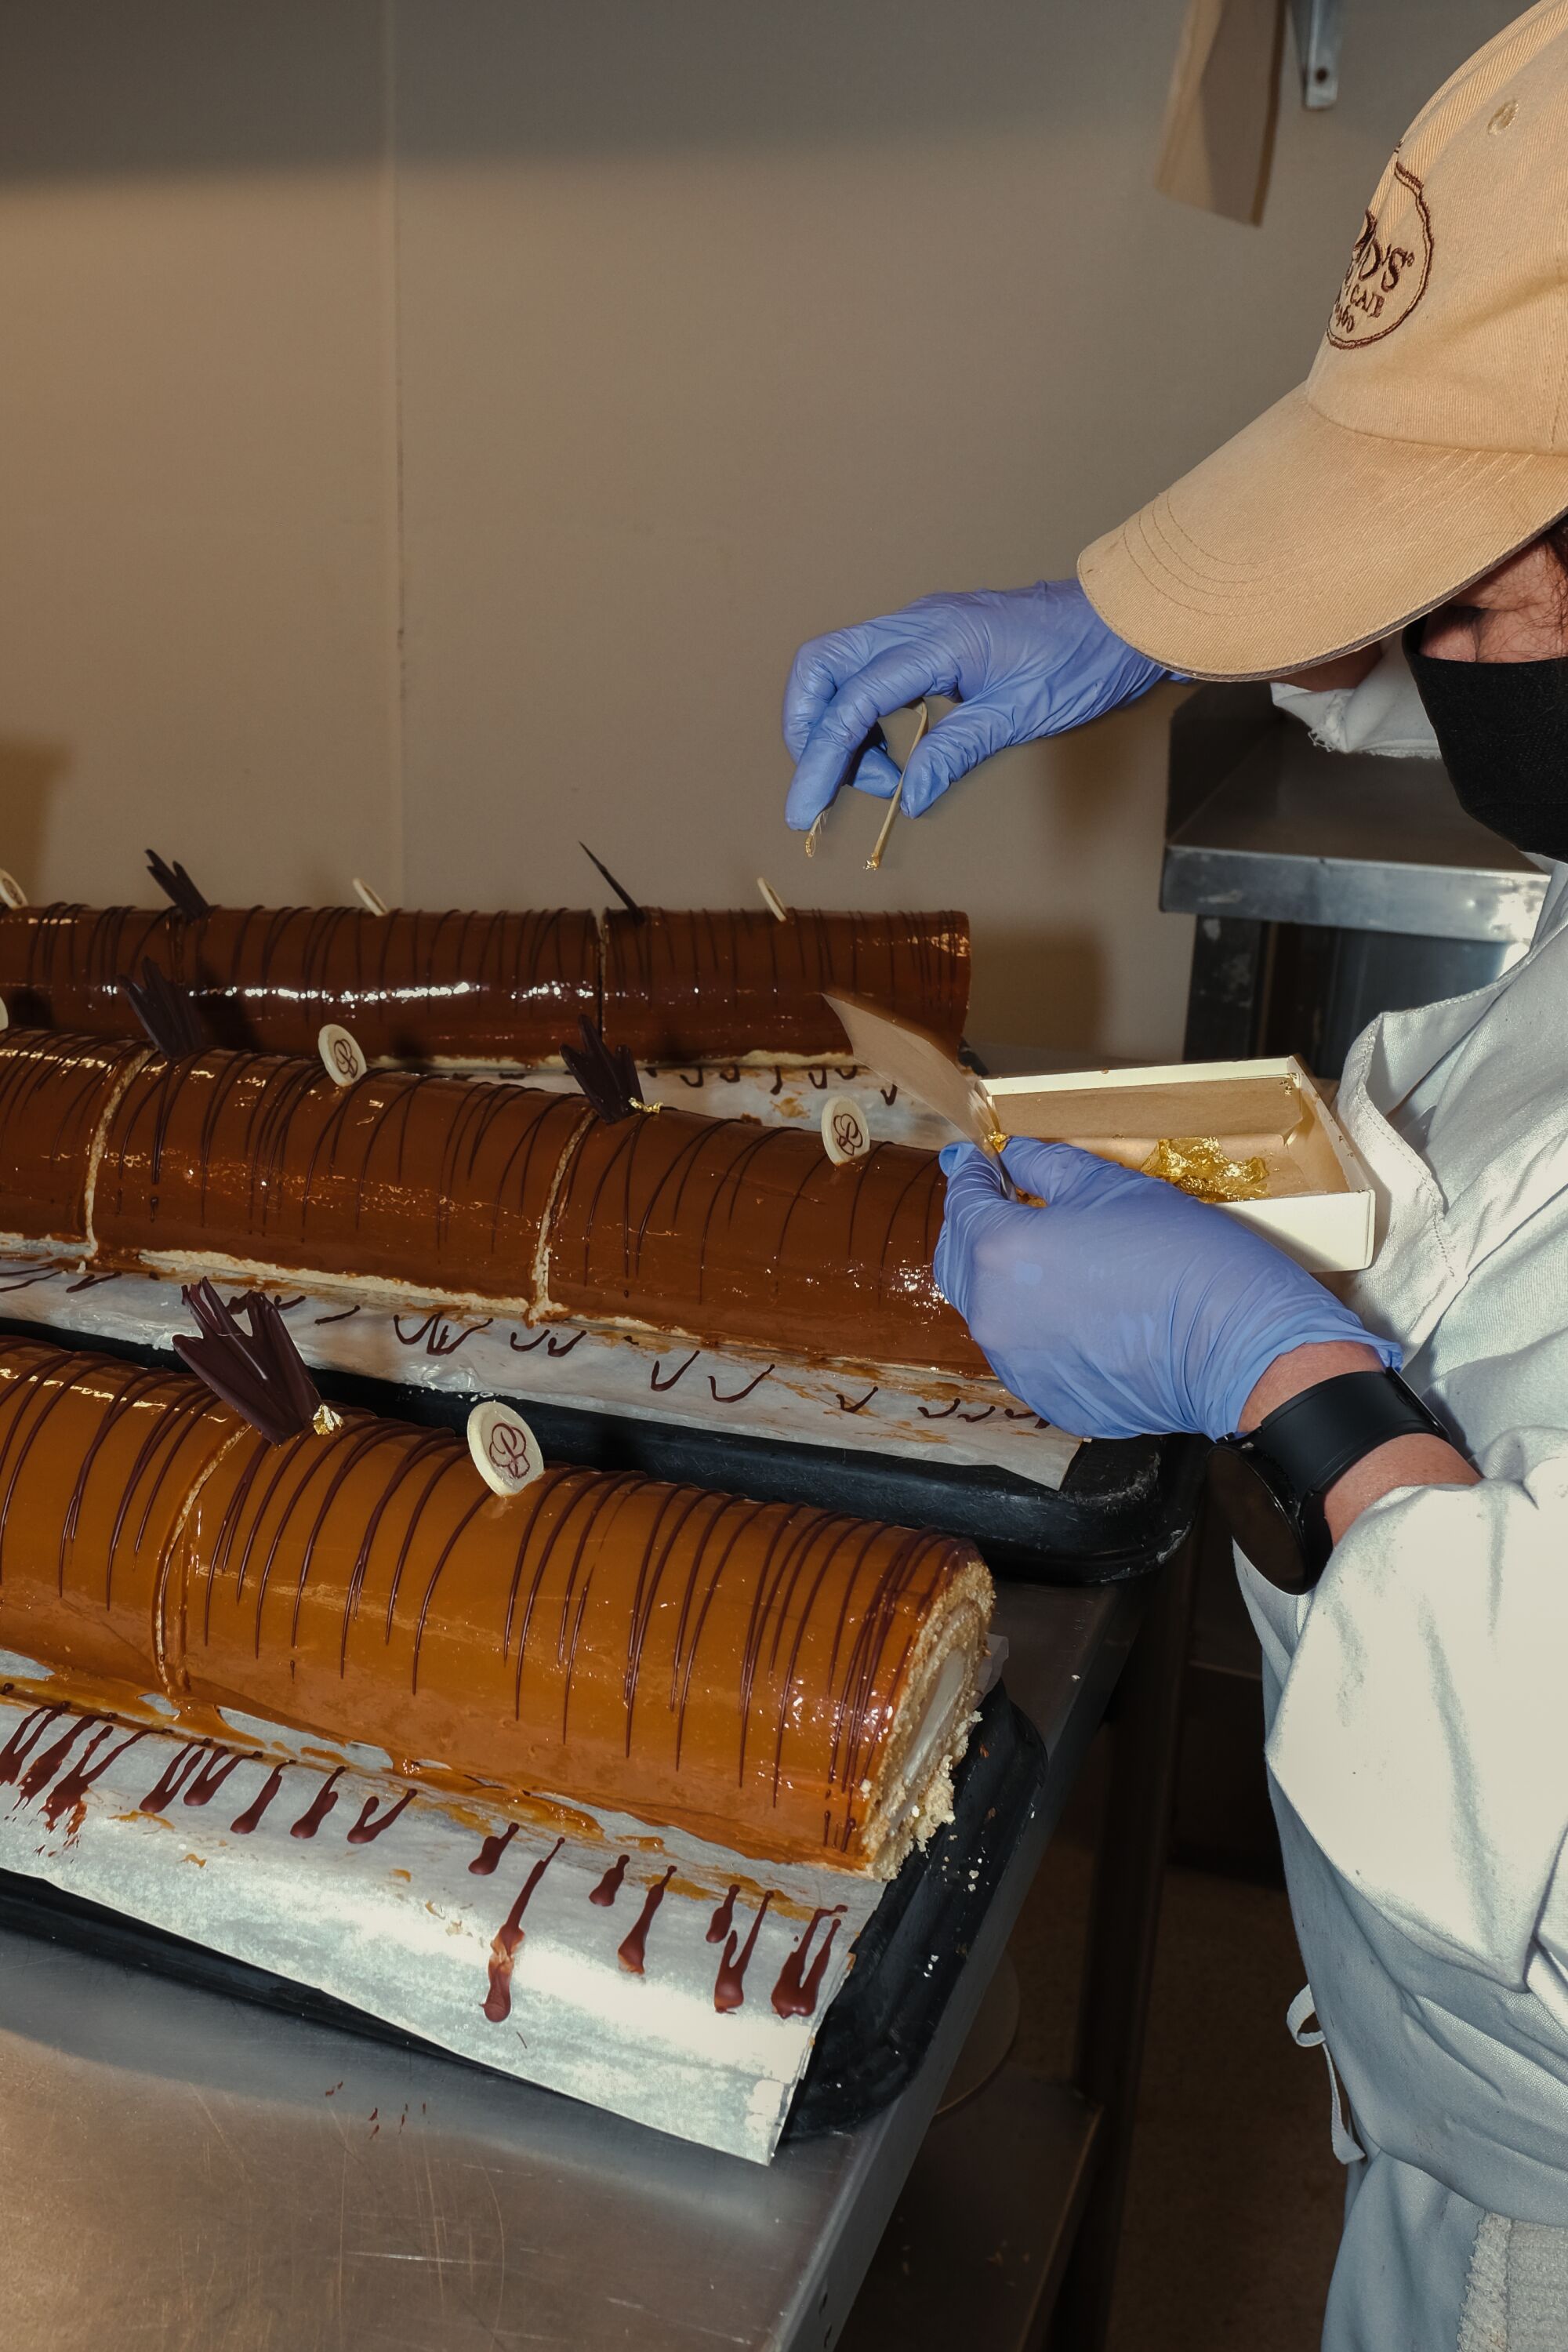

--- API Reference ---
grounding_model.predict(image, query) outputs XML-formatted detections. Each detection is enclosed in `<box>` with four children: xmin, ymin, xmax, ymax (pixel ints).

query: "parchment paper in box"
<box><xmin>988</xmin><ymin>1053</ymin><xmax>1377</xmax><ymax>1276</ymax></box>
<box><xmin>0</xmin><ymin>1673</ymin><xmax>884</xmax><ymax>2165</ymax></box>
<box><xmin>0</xmin><ymin>1257</ymin><xmax>1080</xmax><ymax>1489</ymax></box>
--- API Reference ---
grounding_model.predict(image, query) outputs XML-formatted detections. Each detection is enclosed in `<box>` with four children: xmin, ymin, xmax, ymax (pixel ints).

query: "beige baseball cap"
<box><xmin>1079</xmin><ymin>0</ymin><xmax>1568</xmax><ymax>680</ymax></box>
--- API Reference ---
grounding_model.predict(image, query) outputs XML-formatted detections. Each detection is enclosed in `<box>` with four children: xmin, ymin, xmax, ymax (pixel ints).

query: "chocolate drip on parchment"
<box><xmin>713</xmin><ymin>1890</ymin><xmax>773</xmax><ymax>2013</ymax></box>
<box><xmin>230</xmin><ymin>1761</ymin><xmax>286</xmax><ymax>1834</ymax></box>
<box><xmin>483</xmin><ymin>1835</ymin><xmax>564</xmax><ymax>2023</ymax></box>
<box><xmin>590</xmin><ymin>1852</ymin><xmax>629</xmax><ymax>1907</ymax></box>
<box><xmin>617</xmin><ymin>1864</ymin><xmax>675</xmax><ymax>1974</ymax></box>
<box><xmin>470</xmin><ymin>1820</ymin><xmax>521</xmax><ymax>1877</ymax></box>
<box><xmin>770</xmin><ymin>1905</ymin><xmax>846</xmax><ymax>2019</ymax></box>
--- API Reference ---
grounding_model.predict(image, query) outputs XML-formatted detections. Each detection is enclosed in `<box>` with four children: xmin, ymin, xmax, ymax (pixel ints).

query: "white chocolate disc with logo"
<box><xmin>0</xmin><ymin>870</ymin><xmax>27</xmax><ymax>909</ymax></box>
<box><xmin>353</xmin><ymin>877</ymin><xmax>389</xmax><ymax>916</ymax></box>
<box><xmin>467</xmin><ymin>1399</ymin><xmax>545</xmax><ymax>1497</ymax></box>
<box><xmin>821</xmin><ymin>1094</ymin><xmax>871</xmax><ymax>1164</ymax></box>
<box><xmin>318</xmin><ymin>1024</ymin><xmax>368</xmax><ymax>1087</ymax></box>
<box><xmin>0</xmin><ymin>999</ymin><xmax>9</xmax><ymax>1033</ymax></box>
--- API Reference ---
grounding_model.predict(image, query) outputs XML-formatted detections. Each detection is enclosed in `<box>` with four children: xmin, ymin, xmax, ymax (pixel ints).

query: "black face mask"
<box><xmin>1404</xmin><ymin>621</ymin><xmax>1568</xmax><ymax>865</ymax></box>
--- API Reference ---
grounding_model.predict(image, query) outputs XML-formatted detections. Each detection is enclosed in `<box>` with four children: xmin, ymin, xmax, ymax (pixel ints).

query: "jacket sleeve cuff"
<box><xmin>1265</xmin><ymin>1465</ymin><xmax>1568</xmax><ymax>1984</ymax></box>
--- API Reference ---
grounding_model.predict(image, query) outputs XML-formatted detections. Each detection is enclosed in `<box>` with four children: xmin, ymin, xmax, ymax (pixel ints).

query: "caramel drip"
<box><xmin>616</xmin><ymin>1863</ymin><xmax>675</xmax><ymax>1974</ymax></box>
<box><xmin>713</xmin><ymin>1890</ymin><xmax>773</xmax><ymax>2013</ymax></box>
<box><xmin>470</xmin><ymin>1820</ymin><xmax>521</xmax><ymax>1876</ymax></box>
<box><xmin>590</xmin><ymin>1852</ymin><xmax>629</xmax><ymax>1907</ymax></box>
<box><xmin>483</xmin><ymin>1835</ymin><xmax>564</xmax><ymax>2023</ymax></box>
<box><xmin>770</xmin><ymin>1904</ymin><xmax>845</xmax><ymax>2018</ymax></box>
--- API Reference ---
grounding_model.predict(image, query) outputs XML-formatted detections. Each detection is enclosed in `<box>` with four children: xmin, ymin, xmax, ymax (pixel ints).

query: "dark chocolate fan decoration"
<box><xmin>174</xmin><ymin>1279</ymin><xmax>339</xmax><ymax>1444</ymax></box>
<box><xmin>578</xmin><ymin>841</ymin><xmax>645</xmax><ymax>924</ymax></box>
<box><xmin>146</xmin><ymin>848</ymin><xmax>211</xmax><ymax>920</ymax></box>
<box><xmin>560</xmin><ymin>1013</ymin><xmax>644</xmax><ymax>1125</ymax></box>
<box><xmin>118</xmin><ymin>959</ymin><xmax>205</xmax><ymax>1059</ymax></box>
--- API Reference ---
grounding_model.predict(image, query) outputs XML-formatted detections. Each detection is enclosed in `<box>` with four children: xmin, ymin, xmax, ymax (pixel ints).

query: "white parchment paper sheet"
<box><xmin>0</xmin><ymin>1259</ymin><xmax>1078</xmax><ymax>1490</ymax></box>
<box><xmin>0</xmin><ymin>1673</ymin><xmax>882</xmax><ymax>2164</ymax></box>
<box><xmin>524</xmin><ymin>1061</ymin><xmax>957</xmax><ymax>1149</ymax></box>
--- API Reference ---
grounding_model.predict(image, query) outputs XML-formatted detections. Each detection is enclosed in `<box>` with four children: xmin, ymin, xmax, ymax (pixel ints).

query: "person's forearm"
<box><xmin>1240</xmin><ymin>1341</ymin><xmax>1479</xmax><ymax>1544</ymax></box>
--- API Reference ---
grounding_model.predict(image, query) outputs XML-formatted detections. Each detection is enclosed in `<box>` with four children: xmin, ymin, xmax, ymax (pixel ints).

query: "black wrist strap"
<box><xmin>1241</xmin><ymin>1369</ymin><xmax>1450</xmax><ymax>1573</ymax></box>
<box><xmin>1250</xmin><ymin>1369</ymin><xmax>1444</xmax><ymax>1491</ymax></box>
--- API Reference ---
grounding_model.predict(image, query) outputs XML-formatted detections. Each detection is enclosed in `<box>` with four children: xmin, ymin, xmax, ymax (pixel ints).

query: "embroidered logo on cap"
<box><xmin>1327</xmin><ymin>159</ymin><xmax>1432</xmax><ymax>349</ymax></box>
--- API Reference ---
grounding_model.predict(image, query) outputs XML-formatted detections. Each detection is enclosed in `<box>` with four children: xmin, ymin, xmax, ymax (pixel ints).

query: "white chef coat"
<box><xmin>1240</xmin><ymin>858</ymin><xmax>1568</xmax><ymax>2349</ymax></box>
<box><xmin>1270</xmin><ymin>633</ymin><xmax>1443</xmax><ymax>760</ymax></box>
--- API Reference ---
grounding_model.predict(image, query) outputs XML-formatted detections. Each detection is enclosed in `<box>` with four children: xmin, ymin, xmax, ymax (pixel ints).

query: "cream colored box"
<box><xmin>985</xmin><ymin>1055</ymin><xmax>1375</xmax><ymax>1276</ymax></box>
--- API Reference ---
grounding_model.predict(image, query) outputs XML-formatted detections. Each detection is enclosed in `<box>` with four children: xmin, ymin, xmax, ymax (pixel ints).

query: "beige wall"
<box><xmin>0</xmin><ymin>0</ymin><xmax>1518</xmax><ymax>1059</ymax></box>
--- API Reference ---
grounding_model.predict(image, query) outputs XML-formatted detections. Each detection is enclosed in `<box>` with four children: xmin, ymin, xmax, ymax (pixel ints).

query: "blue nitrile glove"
<box><xmin>782</xmin><ymin>579</ymin><xmax>1170</xmax><ymax>830</ymax></box>
<box><xmin>933</xmin><ymin>1137</ymin><xmax>1399</xmax><ymax>1441</ymax></box>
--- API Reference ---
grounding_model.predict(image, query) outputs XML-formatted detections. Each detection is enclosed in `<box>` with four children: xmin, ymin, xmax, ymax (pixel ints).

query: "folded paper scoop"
<box><xmin>825</xmin><ymin>991</ymin><xmax>996</xmax><ymax>1149</ymax></box>
<box><xmin>0</xmin><ymin>1335</ymin><xmax>993</xmax><ymax>1878</ymax></box>
<box><xmin>823</xmin><ymin>991</ymin><xmax>1044</xmax><ymax>1203</ymax></box>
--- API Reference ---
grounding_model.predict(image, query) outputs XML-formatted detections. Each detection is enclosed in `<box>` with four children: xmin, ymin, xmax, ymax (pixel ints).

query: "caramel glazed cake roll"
<box><xmin>0</xmin><ymin>903</ymin><xmax>971</xmax><ymax>1068</ymax></box>
<box><xmin>0</xmin><ymin>1030</ymin><xmax>993</xmax><ymax>1383</ymax></box>
<box><xmin>0</xmin><ymin>1337</ymin><xmax>993</xmax><ymax>1874</ymax></box>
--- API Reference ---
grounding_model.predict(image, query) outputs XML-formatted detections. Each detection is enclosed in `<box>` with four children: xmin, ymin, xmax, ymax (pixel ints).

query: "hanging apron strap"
<box><xmin>1287</xmin><ymin>1984</ymin><xmax>1367</xmax><ymax>2166</ymax></box>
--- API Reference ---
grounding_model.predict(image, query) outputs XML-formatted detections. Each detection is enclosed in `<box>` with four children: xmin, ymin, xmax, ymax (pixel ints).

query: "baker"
<box><xmin>782</xmin><ymin>7</ymin><xmax>1568</xmax><ymax>2345</ymax></box>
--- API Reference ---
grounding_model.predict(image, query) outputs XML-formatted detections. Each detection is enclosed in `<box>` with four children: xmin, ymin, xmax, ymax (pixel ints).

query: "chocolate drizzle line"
<box><xmin>617</xmin><ymin>1864</ymin><xmax>675</xmax><ymax>1973</ymax></box>
<box><xmin>590</xmin><ymin>1852</ymin><xmax>629</xmax><ymax>1907</ymax></box>
<box><xmin>0</xmin><ymin>1704</ymin><xmax>144</xmax><ymax>1833</ymax></box>
<box><xmin>706</xmin><ymin>1883</ymin><xmax>739</xmax><ymax>1945</ymax></box>
<box><xmin>42</xmin><ymin>1719</ymin><xmax>144</xmax><ymax>1831</ymax></box>
<box><xmin>483</xmin><ymin>1835</ymin><xmax>564</xmax><ymax>2023</ymax></box>
<box><xmin>713</xmin><ymin>1889</ymin><xmax>772</xmax><ymax>2012</ymax></box>
<box><xmin>231</xmin><ymin>1761</ymin><xmax>285</xmax><ymax>1833</ymax></box>
<box><xmin>347</xmin><ymin>1788</ymin><xmax>415</xmax><ymax>1844</ymax></box>
<box><xmin>770</xmin><ymin>1904</ymin><xmax>845</xmax><ymax>2018</ymax></box>
<box><xmin>470</xmin><ymin>1820</ymin><xmax>520</xmax><ymax>1876</ymax></box>
<box><xmin>146</xmin><ymin>851</ymin><xmax>211</xmax><ymax>920</ymax></box>
<box><xmin>140</xmin><ymin>1739</ymin><xmax>259</xmax><ymax>1814</ymax></box>
<box><xmin>291</xmin><ymin>1766</ymin><xmax>345</xmax><ymax>1838</ymax></box>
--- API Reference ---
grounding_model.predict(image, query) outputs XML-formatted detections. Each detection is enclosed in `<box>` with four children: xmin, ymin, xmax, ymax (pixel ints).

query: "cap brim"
<box><xmin>1078</xmin><ymin>386</ymin><xmax>1568</xmax><ymax>680</ymax></box>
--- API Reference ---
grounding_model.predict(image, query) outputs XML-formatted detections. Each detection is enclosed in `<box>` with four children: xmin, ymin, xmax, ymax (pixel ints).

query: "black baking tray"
<box><xmin>0</xmin><ymin>1684</ymin><xmax>1044</xmax><ymax>2143</ymax></box>
<box><xmin>0</xmin><ymin>1316</ymin><xmax>1204</xmax><ymax>1583</ymax></box>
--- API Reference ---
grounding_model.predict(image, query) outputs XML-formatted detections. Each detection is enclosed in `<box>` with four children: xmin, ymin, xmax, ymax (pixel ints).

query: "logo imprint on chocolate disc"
<box><xmin>488</xmin><ymin>1423</ymin><xmax>532</xmax><ymax>1479</ymax></box>
<box><xmin>1327</xmin><ymin>159</ymin><xmax>1432</xmax><ymax>350</ymax></box>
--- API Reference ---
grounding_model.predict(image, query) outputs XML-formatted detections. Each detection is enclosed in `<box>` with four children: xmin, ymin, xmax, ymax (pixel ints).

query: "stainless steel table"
<box><xmin>0</xmin><ymin>1575</ymin><xmax>1182</xmax><ymax>2352</ymax></box>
